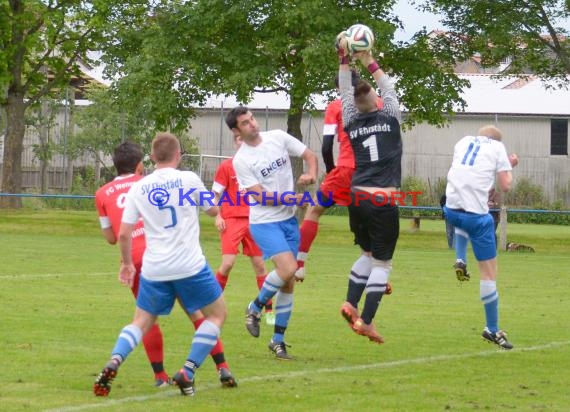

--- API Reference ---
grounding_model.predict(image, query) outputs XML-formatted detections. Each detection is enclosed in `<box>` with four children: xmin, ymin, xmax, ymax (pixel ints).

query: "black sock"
<box><xmin>346</xmin><ymin>275</ymin><xmax>366</xmax><ymax>308</ymax></box>
<box><xmin>360</xmin><ymin>291</ymin><xmax>383</xmax><ymax>324</ymax></box>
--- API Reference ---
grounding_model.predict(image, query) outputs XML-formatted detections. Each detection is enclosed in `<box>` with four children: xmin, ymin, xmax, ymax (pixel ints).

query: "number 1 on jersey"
<box><xmin>363</xmin><ymin>135</ymin><xmax>379</xmax><ymax>161</ymax></box>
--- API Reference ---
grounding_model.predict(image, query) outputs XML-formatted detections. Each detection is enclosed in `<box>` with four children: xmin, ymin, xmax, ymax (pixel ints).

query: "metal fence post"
<box><xmin>499</xmin><ymin>205</ymin><xmax>508</xmax><ymax>251</ymax></box>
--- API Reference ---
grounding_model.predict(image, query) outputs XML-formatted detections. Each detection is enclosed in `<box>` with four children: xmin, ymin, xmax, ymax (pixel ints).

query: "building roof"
<box><xmin>201</xmin><ymin>91</ymin><xmax>328</xmax><ymax>111</ymax></box>
<box><xmin>459</xmin><ymin>74</ymin><xmax>570</xmax><ymax>116</ymax></box>
<box><xmin>199</xmin><ymin>74</ymin><xmax>570</xmax><ymax>116</ymax></box>
<box><xmin>81</xmin><ymin>60</ymin><xmax>570</xmax><ymax>116</ymax></box>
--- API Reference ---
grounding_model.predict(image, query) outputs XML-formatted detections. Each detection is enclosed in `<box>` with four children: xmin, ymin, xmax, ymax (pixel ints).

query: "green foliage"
<box><xmin>431</xmin><ymin>176</ymin><xmax>448</xmax><ymax>201</ymax></box>
<box><xmin>399</xmin><ymin>175</ymin><xmax>570</xmax><ymax>224</ymax></box>
<box><xmin>504</xmin><ymin>178</ymin><xmax>570</xmax><ymax>224</ymax></box>
<box><xmin>35</xmin><ymin>195</ymin><xmax>94</xmax><ymax>211</ymax></box>
<box><xmin>425</xmin><ymin>0</ymin><xmax>570</xmax><ymax>85</ymax></box>
<box><xmin>505</xmin><ymin>177</ymin><xmax>546</xmax><ymax>208</ymax></box>
<box><xmin>0</xmin><ymin>1</ymin><xmax>138</xmax><ymax>107</ymax></box>
<box><xmin>175</xmin><ymin>134</ymin><xmax>202</xmax><ymax>173</ymax></box>
<box><xmin>26</xmin><ymin>97</ymin><xmax>64</xmax><ymax>169</ymax></box>
<box><xmin>0</xmin><ymin>107</ymin><xmax>5</xmax><ymax>131</ymax></box>
<box><xmin>101</xmin><ymin>0</ymin><xmax>469</xmax><ymax>135</ymax></box>
<box><xmin>0</xmin><ymin>0</ymin><xmax>155</xmax><ymax>203</ymax></box>
<box><xmin>507</xmin><ymin>210</ymin><xmax>570</xmax><ymax>225</ymax></box>
<box><xmin>71</xmin><ymin>85</ymin><xmax>153</xmax><ymax>171</ymax></box>
<box><xmin>71</xmin><ymin>84</ymin><xmax>204</xmax><ymax>173</ymax></box>
<box><xmin>401</xmin><ymin>175</ymin><xmax>430</xmax><ymax>205</ymax></box>
<box><xmin>25</xmin><ymin>167</ymin><xmax>101</xmax><ymax>211</ymax></box>
<box><xmin>31</xmin><ymin>141</ymin><xmax>55</xmax><ymax>163</ymax></box>
<box><xmin>71</xmin><ymin>166</ymin><xmax>99</xmax><ymax>195</ymax></box>
<box><xmin>388</xmin><ymin>34</ymin><xmax>469</xmax><ymax>129</ymax></box>
<box><xmin>555</xmin><ymin>178</ymin><xmax>570</xmax><ymax>205</ymax></box>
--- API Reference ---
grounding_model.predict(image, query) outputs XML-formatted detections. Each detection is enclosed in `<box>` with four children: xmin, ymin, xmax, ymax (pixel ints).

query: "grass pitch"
<box><xmin>0</xmin><ymin>209</ymin><xmax>569</xmax><ymax>411</ymax></box>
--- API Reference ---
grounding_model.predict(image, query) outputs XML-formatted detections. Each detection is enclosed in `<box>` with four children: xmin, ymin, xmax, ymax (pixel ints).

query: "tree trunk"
<box><xmin>286</xmin><ymin>110</ymin><xmax>303</xmax><ymax>141</ymax></box>
<box><xmin>287</xmin><ymin>103</ymin><xmax>304</xmax><ymax>179</ymax></box>
<box><xmin>0</xmin><ymin>94</ymin><xmax>26</xmax><ymax>208</ymax></box>
<box><xmin>286</xmin><ymin>102</ymin><xmax>310</xmax><ymax>221</ymax></box>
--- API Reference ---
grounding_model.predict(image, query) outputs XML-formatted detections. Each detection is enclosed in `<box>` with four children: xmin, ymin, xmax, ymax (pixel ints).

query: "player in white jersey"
<box><xmin>227</xmin><ymin>106</ymin><xmax>318</xmax><ymax>360</ymax></box>
<box><xmin>94</xmin><ymin>132</ymin><xmax>226</xmax><ymax>397</ymax></box>
<box><xmin>444</xmin><ymin>125</ymin><xmax>518</xmax><ymax>349</ymax></box>
<box><xmin>123</xmin><ymin>168</ymin><xmax>210</xmax><ymax>280</ymax></box>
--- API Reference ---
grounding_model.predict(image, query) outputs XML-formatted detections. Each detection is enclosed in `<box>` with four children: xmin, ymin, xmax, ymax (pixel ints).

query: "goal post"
<box><xmin>180</xmin><ymin>153</ymin><xmax>231</xmax><ymax>189</ymax></box>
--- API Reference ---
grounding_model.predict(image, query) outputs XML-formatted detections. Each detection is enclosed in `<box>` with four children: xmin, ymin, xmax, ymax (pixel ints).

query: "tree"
<box><xmin>102</xmin><ymin>0</ymin><xmax>468</xmax><ymax>145</ymax></box>
<box><xmin>71</xmin><ymin>84</ymin><xmax>200</xmax><ymax>180</ymax></box>
<box><xmin>28</xmin><ymin>96</ymin><xmax>60</xmax><ymax>193</ymax></box>
<box><xmin>0</xmin><ymin>0</ymin><xmax>149</xmax><ymax>208</ymax></box>
<box><xmin>71</xmin><ymin>85</ymin><xmax>151</xmax><ymax>178</ymax></box>
<box><xmin>425</xmin><ymin>0</ymin><xmax>570</xmax><ymax>85</ymax></box>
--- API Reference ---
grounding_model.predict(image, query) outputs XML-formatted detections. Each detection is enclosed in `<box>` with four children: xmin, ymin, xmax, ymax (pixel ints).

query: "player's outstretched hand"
<box><xmin>297</xmin><ymin>173</ymin><xmax>316</xmax><ymax>186</ymax></box>
<box><xmin>509</xmin><ymin>153</ymin><xmax>519</xmax><ymax>168</ymax></box>
<box><xmin>215</xmin><ymin>214</ymin><xmax>226</xmax><ymax>232</ymax></box>
<box><xmin>336</xmin><ymin>31</ymin><xmax>349</xmax><ymax>59</ymax></box>
<box><xmin>353</xmin><ymin>50</ymin><xmax>374</xmax><ymax>66</ymax></box>
<box><xmin>119</xmin><ymin>263</ymin><xmax>136</xmax><ymax>288</ymax></box>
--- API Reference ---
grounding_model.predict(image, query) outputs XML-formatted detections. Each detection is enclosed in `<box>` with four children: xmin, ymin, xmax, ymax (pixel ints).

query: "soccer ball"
<box><xmin>346</xmin><ymin>24</ymin><xmax>375</xmax><ymax>53</ymax></box>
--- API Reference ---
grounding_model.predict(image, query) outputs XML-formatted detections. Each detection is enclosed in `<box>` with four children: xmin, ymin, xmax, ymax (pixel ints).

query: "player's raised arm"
<box><xmin>336</xmin><ymin>33</ymin><xmax>359</xmax><ymax>128</ymax></box>
<box><xmin>353</xmin><ymin>51</ymin><xmax>401</xmax><ymax>122</ymax></box>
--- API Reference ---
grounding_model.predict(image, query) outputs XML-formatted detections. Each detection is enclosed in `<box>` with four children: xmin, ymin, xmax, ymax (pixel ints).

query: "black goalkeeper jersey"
<box><xmin>346</xmin><ymin>111</ymin><xmax>402</xmax><ymax>188</ymax></box>
<box><xmin>338</xmin><ymin>69</ymin><xmax>403</xmax><ymax>190</ymax></box>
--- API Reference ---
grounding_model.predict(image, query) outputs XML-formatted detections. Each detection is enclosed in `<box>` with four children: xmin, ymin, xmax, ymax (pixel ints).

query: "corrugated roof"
<box><xmin>459</xmin><ymin>74</ymin><xmax>570</xmax><ymax>115</ymax></box>
<box><xmin>200</xmin><ymin>74</ymin><xmax>570</xmax><ymax>116</ymax></box>
<box><xmin>201</xmin><ymin>91</ymin><xmax>328</xmax><ymax>111</ymax></box>
<box><xmin>82</xmin><ymin>60</ymin><xmax>570</xmax><ymax>116</ymax></box>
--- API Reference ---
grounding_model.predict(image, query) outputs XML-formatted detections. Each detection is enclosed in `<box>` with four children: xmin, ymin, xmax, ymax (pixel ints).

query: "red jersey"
<box><xmin>212</xmin><ymin>158</ymin><xmax>249</xmax><ymax>219</ymax></box>
<box><xmin>323</xmin><ymin>98</ymin><xmax>384</xmax><ymax>169</ymax></box>
<box><xmin>95</xmin><ymin>174</ymin><xmax>146</xmax><ymax>263</ymax></box>
<box><xmin>323</xmin><ymin>99</ymin><xmax>354</xmax><ymax>169</ymax></box>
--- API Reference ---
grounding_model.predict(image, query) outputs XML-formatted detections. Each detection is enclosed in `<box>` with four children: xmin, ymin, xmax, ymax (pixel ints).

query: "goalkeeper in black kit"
<box><xmin>336</xmin><ymin>32</ymin><xmax>403</xmax><ymax>345</ymax></box>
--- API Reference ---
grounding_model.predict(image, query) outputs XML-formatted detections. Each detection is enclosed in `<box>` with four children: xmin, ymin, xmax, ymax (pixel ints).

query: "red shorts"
<box><xmin>130</xmin><ymin>260</ymin><xmax>143</xmax><ymax>297</ymax></box>
<box><xmin>319</xmin><ymin>166</ymin><xmax>355</xmax><ymax>206</ymax></box>
<box><xmin>220</xmin><ymin>217</ymin><xmax>262</xmax><ymax>256</ymax></box>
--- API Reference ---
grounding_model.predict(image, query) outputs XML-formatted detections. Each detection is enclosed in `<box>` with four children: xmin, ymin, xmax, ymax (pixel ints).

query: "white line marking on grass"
<box><xmin>44</xmin><ymin>340</ymin><xmax>570</xmax><ymax>412</ymax></box>
<box><xmin>0</xmin><ymin>272</ymin><xmax>114</xmax><ymax>280</ymax></box>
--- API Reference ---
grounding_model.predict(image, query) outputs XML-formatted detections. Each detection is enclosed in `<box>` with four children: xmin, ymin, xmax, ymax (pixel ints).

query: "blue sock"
<box><xmin>481</xmin><ymin>280</ymin><xmax>499</xmax><ymax>332</ymax></box>
<box><xmin>111</xmin><ymin>324</ymin><xmax>142</xmax><ymax>362</ymax></box>
<box><xmin>273</xmin><ymin>291</ymin><xmax>293</xmax><ymax>343</ymax></box>
<box><xmin>455</xmin><ymin>229</ymin><xmax>469</xmax><ymax>263</ymax></box>
<box><xmin>184</xmin><ymin>320</ymin><xmax>220</xmax><ymax>379</ymax></box>
<box><xmin>252</xmin><ymin>270</ymin><xmax>284</xmax><ymax>312</ymax></box>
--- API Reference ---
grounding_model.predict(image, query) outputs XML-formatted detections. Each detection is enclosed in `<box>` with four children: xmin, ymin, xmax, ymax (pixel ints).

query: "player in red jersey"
<box><xmin>95</xmin><ymin>141</ymin><xmax>236</xmax><ymax>390</ymax></box>
<box><xmin>212</xmin><ymin>134</ymin><xmax>274</xmax><ymax>325</ymax></box>
<box><xmin>295</xmin><ymin>71</ymin><xmax>385</xmax><ymax>283</ymax></box>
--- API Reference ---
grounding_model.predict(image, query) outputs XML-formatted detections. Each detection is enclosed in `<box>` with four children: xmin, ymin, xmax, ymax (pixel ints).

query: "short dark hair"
<box><xmin>225</xmin><ymin>106</ymin><xmax>250</xmax><ymax>130</ymax></box>
<box><xmin>354</xmin><ymin>80</ymin><xmax>372</xmax><ymax>101</ymax></box>
<box><xmin>335</xmin><ymin>69</ymin><xmax>360</xmax><ymax>88</ymax></box>
<box><xmin>113</xmin><ymin>141</ymin><xmax>143</xmax><ymax>175</ymax></box>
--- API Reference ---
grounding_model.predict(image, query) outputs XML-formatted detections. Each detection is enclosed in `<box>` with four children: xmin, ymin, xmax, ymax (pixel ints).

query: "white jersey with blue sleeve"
<box><xmin>122</xmin><ymin>167</ymin><xmax>214</xmax><ymax>280</ymax></box>
<box><xmin>446</xmin><ymin>135</ymin><xmax>512</xmax><ymax>214</ymax></box>
<box><xmin>233</xmin><ymin>129</ymin><xmax>307</xmax><ymax>224</ymax></box>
